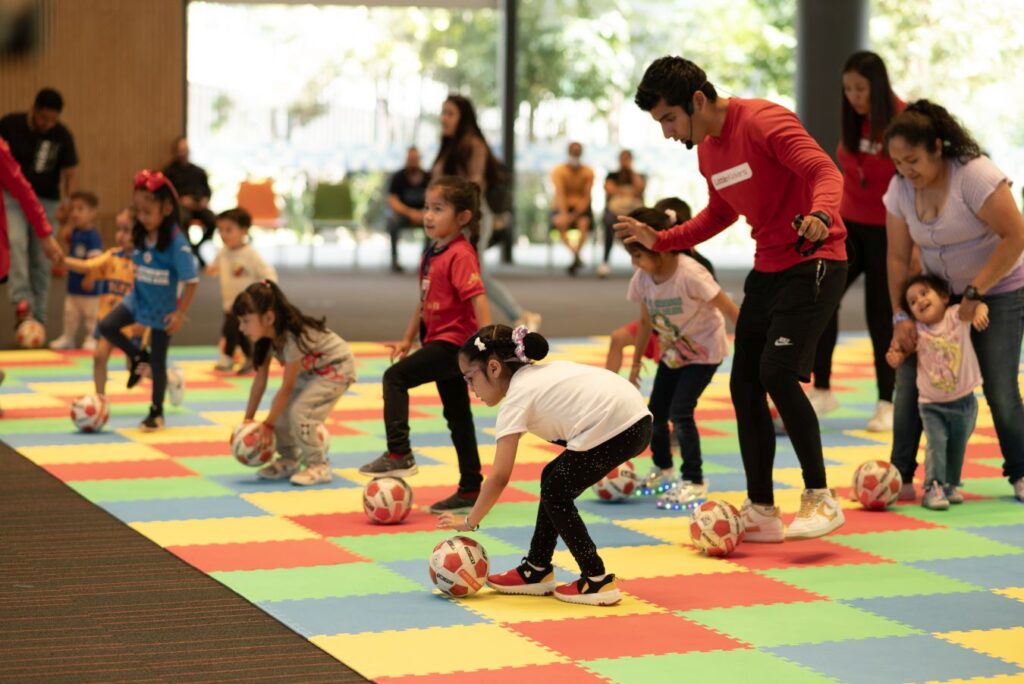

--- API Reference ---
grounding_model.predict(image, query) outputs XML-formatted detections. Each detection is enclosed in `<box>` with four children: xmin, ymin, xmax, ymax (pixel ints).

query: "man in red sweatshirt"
<box><xmin>1</xmin><ymin>138</ymin><xmax>60</xmax><ymax>287</ymax></box>
<box><xmin>616</xmin><ymin>56</ymin><xmax>849</xmax><ymax>541</ymax></box>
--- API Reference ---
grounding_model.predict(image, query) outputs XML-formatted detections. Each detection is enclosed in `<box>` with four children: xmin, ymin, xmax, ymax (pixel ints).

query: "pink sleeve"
<box><xmin>760</xmin><ymin>106</ymin><xmax>844</xmax><ymax>223</ymax></box>
<box><xmin>0</xmin><ymin>141</ymin><xmax>51</xmax><ymax>239</ymax></box>
<box><xmin>652</xmin><ymin>181</ymin><xmax>738</xmax><ymax>252</ymax></box>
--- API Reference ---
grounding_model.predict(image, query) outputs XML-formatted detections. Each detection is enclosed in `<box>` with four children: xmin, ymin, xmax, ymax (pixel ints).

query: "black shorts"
<box><xmin>736</xmin><ymin>258</ymin><xmax>848</xmax><ymax>382</ymax></box>
<box><xmin>550</xmin><ymin>205</ymin><xmax>594</xmax><ymax>229</ymax></box>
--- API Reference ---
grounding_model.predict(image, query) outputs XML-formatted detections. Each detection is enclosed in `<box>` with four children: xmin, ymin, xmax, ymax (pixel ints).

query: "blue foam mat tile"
<box><xmin>101</xmin><ymin>495</ymin><xmax>271</xmax><ymax>523</ymax></box>
<box><xmin>211</xmin><ymin>473</ymin><xmax>360</xmax><ymax>494</ymax></box>
<box><xmin>260</xmin><ymin>591</ymin><xmax>484</xmax><ymax>637</ymax></box>
<box><xmin>769</xmin><ymin>634</ymin><xmax>1023</xmax><ymax>684</ymax></box>
<box><xmin>909</xmin><ymin>554</ymin><xmax>1024</xmax><ymax>589</ymax></box>
<box><xmin>381</xmin><ymin>554</ymin><xmax>578</xmax><ymax>592</ymax></box>
<box><xmin>2</xmin><ymin>431</ymin><xmax>133</xmax><ymax>447</ymax></box>
<box><xmin>961</xmin><ymin>524</ymin><xmax>1024</xmax><ymax>549</ymax></box>
<box><xmin>576</xmin><ymin>498</ymin><xmax>667</xmax><ymax>520</ymax></box>
<box><xmin>484</xmin><ymin>521</ymin><xmax>667</xmax><ymax>551</ymax></box>
<box><xmin>848</xmin><ymin>591</ymin><xmax>1024</xmax><ymax>632</ymax></box>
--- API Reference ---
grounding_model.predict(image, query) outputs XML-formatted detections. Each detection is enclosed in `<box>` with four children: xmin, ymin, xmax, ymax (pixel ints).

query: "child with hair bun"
<box><xmin>439</xmin><ymin>324</ymin><xmax>652</xmax><ymax>606</ymax></box>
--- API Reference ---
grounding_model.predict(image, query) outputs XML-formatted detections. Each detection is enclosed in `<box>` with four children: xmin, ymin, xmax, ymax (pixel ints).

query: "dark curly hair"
<box><xmin>460</xmin><ymin>324</ymin><xmax>549</xmax><ymax>376</ymax></box>
<box><xmin>884</xmin><ymin>100</ymin><xmax>981</xmax><ymax>163</ymax></box>
<box><xmin>635</xmin><ymin>56</ymin><xmax>718</xmax><ymax>113</ymax></box>
<box><xmin>902</xmin><ymin>273</ymin><xmax>951</xmax><ymax>316</ymax></box>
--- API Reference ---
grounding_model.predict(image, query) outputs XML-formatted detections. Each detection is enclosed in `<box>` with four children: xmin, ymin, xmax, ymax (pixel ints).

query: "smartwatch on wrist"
<box><xmin>963</xmin><ymin>285</ymin><xmax>983</xmax><ymax>301</ymax></box>
<box><xmin>893</xmin><ymin>311</ymin><xmax>911</xmax><ymax>324</ymax></box>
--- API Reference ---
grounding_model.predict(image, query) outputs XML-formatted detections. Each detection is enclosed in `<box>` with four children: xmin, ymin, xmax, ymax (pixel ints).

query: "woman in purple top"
<box><xmin>883</xmin><ymin>100</ymin><xmax>1024</xmax><ymax>502</ymax></box>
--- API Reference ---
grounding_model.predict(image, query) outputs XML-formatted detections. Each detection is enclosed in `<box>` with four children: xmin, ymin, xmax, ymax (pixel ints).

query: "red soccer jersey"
<box><xmin>654</xmin><ymin>98</ymin><xmax>847</xmax><ymax>272</ymax></box>
<box><xmin>836</xmin><ymin>98</ymin><xmax>906</xmax><ymax>226</ymax></box>
<box><xmin>419</xmin><ymin>235</ymin><xmax>486</xmax><ymax>346</ymax></box>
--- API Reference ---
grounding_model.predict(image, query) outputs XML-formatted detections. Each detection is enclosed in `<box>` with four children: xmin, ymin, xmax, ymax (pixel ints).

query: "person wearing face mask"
<box><xmin>883</xmin><ymin>100</ymin><xmax>1024</xmax><ymax>503</ymax></box>
<box><xmin>550</xmin><ymin>142</ymin><xmax>595</xmax><ymax>276</ymax></box>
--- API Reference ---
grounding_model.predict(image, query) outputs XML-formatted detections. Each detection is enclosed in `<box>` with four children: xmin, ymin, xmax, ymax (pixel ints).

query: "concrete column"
<box><xmin>497</xmin><ymin>0</ymin><xmax>516</xmax><ymax>262</ymax></box>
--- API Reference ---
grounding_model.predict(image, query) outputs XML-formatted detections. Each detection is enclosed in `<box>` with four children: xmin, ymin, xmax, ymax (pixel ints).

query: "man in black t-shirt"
<box><xmin>386</xmin><ymin>147</ymin><xmax>429</xmax><ymax>273</ymax></box>
<box><xmin>0</xmin><ymin>88</ymin><xmax>78</xmax><ymax>326</ymax></box>
<box><xmin>163</xmin><ymin>136</ymin><xmax>217</xmax><ymax>267</ymax></box>
<box><xmin>600</xmin><ymin>149</ymin><xmax>645</xmax><ymax>276</ymax></box>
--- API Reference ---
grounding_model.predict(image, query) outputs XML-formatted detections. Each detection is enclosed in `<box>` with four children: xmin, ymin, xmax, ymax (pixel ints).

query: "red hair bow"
<box><xmin>133</xmin><ymin>169</ymin><xmax>179</xmax><ymax>199</ymax></box>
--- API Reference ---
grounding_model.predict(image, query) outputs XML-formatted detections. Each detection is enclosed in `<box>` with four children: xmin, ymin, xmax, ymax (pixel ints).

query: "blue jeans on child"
<box><xmin>919</xmin><ymin>393</ymin><xmax>978</xmax><ymax>487</ymax></box>
<box><xmin>4</xmin><ymin>193</ymin><xmax>58</xmax><ymax>325</ymax></box>
<box><xmin>648</xmin><ymin>361</ymin><xmax>719</xmax><ymax>483</ymax></box>
<box><xmin>891</xmin><ymin>286</ymin><xmax>1024</xmax><ymax>485</ymax></box>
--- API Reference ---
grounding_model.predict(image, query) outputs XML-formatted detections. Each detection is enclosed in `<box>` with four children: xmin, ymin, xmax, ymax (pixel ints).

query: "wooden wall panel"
<box><xmin>0</xmin><ymin>0</ymin><xmax>185</xmax><ymax>241</ymax></box>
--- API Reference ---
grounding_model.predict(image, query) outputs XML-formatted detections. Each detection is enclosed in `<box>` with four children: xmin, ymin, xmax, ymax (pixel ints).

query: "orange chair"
<box><xmin>237</xmin><ymin>179</ymin><xmax>284</xmax><ymax>229</ymax></box>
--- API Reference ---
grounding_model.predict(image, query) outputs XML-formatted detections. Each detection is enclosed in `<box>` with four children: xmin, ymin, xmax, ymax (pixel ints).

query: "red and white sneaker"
<box><xmin>14</xmin><ymin>299</ymin><xmax>32</xmax><ymax>326</ymax></box>
<box><xmin>554</xmin><ymin>574</ymin><xmax>621</xmax><ymax>606</ymax></box>
<box><xmin>486</xmin><ymin>558</ymin><xmax>557</xmax><ymax>596</ymax></box>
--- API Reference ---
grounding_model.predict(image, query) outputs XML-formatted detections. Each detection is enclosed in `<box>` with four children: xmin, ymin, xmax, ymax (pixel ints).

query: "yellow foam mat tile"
<box><xmin>551</xmin><ymin>544</ymin><xmax>747</xmax><ymax>579</ymax></box>
<box><xmin>130</xmin><ymin>515</ymin><xmax>318</xmax><ymax>546</ymax></box>
<box><xmin>312</xmin><ymin>623</ymin><xmax>566</xmax><ymax>679</ymax></box>
<box><xmin>242</xmin><ymin>487</ymin><xmax>366</xmax><ymax>516</ymax></box>
<box><xmin>25</xmin><ymin>380</ymin><xmax>105</xmax><ymax>397</ymax></box>
<box><xmin>841</xmin><ymin>429</ymin><xmax>894</xmax><ymax>445</ymax></box>
<box><xmin>416</xmin><ymin>444</ymin><xmax>497</xmax><ymax>467</ymax></box>
<box><xmin>926</xmin><ymin>675</ymin><xmax>1024</xmax><ymax>684</ymax></box>
<box><xmin>197</xmin><ymin>410</ymin><xmax>271</xmax><ymax>428</ymax></box>
<box><xmin>0</xmin><ymin>349</ymin><xmax>63</xmax><ymax>362</ymax></box>
<box><xmin>822</xmin><ymin>444</ymin><xmax>895</xmax><ymax>465</ymax></box>
<box><xmin>614</xmin><ymin>517</ymin><xmax>690</xmax><ymax>544</ymax></box>
<box><xmin>994</xmin><ymin>587</ymin><xmax>1024</xmax><ymax>603</ymax></box>
<box><xmin>461</xmin><ymin>589</ymin><xmax>664</xmax><ymax>623</ymax></box>
<box><xmin>118</xmin><ymin>425</ymin><xmax>233</xmax><ymax>444</ymax></box>
<box><xmin>935</xmin><ymin>627</ymin><xmax>1024</xmax><ymax>667</ymax></box>
<box><xmin>0</xmin><ymin>392</ymin><xmax>66</xmax><ymax>409</ymax></box>
<box><xmin>19</xmin><ymin>442</ymin><xmax>171</xmax><ymax>465</ymax></box>
<box><xmin>335</xmin><ymin>463</ymin><xmax>463</xmax><ymax>489</ymax></box>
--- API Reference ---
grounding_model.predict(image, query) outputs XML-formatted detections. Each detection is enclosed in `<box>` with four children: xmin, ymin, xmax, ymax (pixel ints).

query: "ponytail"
<box><xmin>460</xmin><ymin>324</ymin><xmax>548</xmax><ymax>375</ymax></box>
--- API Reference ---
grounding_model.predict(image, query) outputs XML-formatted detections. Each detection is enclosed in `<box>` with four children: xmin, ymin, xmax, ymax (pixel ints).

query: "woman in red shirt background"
<box><xmin>809</xmin><ymin>51</ymin><xmax>905</xmax><ymax>432</ymax></box>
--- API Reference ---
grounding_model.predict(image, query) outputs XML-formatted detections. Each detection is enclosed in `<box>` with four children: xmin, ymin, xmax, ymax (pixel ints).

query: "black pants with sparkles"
<box><xmin>528</xmin><ymin>416</ymin><xmax>653</xmax><ymax>577</ymax></box>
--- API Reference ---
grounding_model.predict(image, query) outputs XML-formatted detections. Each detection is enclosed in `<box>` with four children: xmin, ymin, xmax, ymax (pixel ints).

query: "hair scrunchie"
<box><xmin>663</xmin><ymin>208</ymin><xmax>677</xmax><ymax>224</ymax></box>
<box><xmin>511</xmin><ymin>325</ymin><xmax>529</xmax><ymax>363</ymax></box>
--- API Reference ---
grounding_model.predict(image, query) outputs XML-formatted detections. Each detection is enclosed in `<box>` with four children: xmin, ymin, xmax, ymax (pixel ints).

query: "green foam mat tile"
<box><xmin>583</xmin><ymin>648</ymin><xmax>839</xmax><ymax>684</ymax></box>
<box><xmin>889</xmin><ymin>499</ymin><xmax>1024</xmax><ymax>528</ymax></box>
<box><xmin>212</xmin><ymin>562</ymin><xmax>422</xmax><ymax>602</ymax></box>
<box><xmin>829</xmin><ymin>528</ymin><xmax>1024</xmax><ymax>562</ymax></box>
<box><xmin>761</xmin><ymin>562</ymin><xmax>982</xmax><ymax>600</ymax></box>
<box><xmin>329</xmin><ymin>530</ymin><xmax>522</xmax><ymax>563</ymax></box>
<box><xmin>69</xmin><ymin>476</ymin><xmax>235</xmax><ymax>502</ymax></box>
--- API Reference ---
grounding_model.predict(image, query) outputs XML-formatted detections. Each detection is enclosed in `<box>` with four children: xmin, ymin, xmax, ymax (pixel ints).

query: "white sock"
<box><xmin>526</xmin><ymin>560</ymin><xmax>547</xmax><ymax>572</ymax></box>
<box><xmin>588</xmin><ymin>573</ymin><xmax>607</xmax><ymax>582</ymax></box>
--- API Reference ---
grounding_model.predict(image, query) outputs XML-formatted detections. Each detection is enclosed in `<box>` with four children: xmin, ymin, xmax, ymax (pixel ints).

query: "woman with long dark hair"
<box><xmin>432</xmin><ymin>95</ymin><xmax>541</xmax><ymax>331</ymax></box>
<box><xmin>808</xmin><ymin>51</ymin><xmax>904</xmax><ymax>431</ymax></box>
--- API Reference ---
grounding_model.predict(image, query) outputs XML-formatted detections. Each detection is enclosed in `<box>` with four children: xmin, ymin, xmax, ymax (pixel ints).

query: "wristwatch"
<box><xmin>892</xmin><ymin>311</ymin><xmax>911</xmax><ymax>324</ymax></box>
<box><xmin>464</xmin><ymin>515</ymin><xmax>480</xmax><ymax>532</ymax></box>
<box><xmin>963</xmin><ymin>285</ymin><xmax>983</xmax><ymax>301</ymax></box>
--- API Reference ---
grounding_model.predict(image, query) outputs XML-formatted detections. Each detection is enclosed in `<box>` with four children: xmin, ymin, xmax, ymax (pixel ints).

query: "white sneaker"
<box><xmin>258</xmin><ymin>459</ymin><xmax>299</xmax><ymax>480</ymax></box>
<box><xmin>657</xmin><ymin>480</ymin><xmax>708</xmax><ymax>510</ymax></box>
<box><xmin>49</xmin><ymin>335</ymin><xmax>75</xmax><ymax>350</ymax></box>
<box><xmin>866</xmin><ymin>400</ymin><xmax>894</xmax><ymax>432</ymax></box>
<box><xmin>515</xmin><ymin>311</ymin><xmax>542</xmax><ymax>333</ymax></box>
<box><xmin>786</xmin><ymin>488</ymin><xmax>845</xmax><ymax>539</ymax></box>
<box><xmin>82</xmin><ymin>337</ymin><xmax>97</xmax><ymax>351</ymax></box>
<box><xmin>596</xmin><ymin>263</ymin><xmax>611</xmax><ymax>278</ymax></box>
<box><xmin>213</xmin><ymin>355</ymin><xmax>234</xmax><ymax>372</ymax></box>
<box><xmin>291</xmin><ymin>462</ymin><xmax>333</xmax><ymax>486</ymax></box>
<box><xmin>167</xmin><ymin>365</ymin><xmax>185</xmax><ymax>406</ymax></box>
<box><xmin>740</xmin><ymin>499</ymin><xmax>785</xmax><ymax>543</ymax></box>
<box><xmin>807</xmin><ymin>388</ymin><xmax>840</xmax><ymax>417</ymax></box>
<box><xmin>639</xmin><ymin>468</ymin><xmax>676</xmax><ymax>496</ymax></box>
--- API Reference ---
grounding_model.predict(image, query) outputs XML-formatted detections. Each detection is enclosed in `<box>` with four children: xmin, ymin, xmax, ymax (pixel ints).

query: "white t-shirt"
<box><xmin>493</xmin><ymin>361</ymin><xmax>651</xmax><ymax>451</ymax></box>
<box><xmin>626</xmin><ymin>254</ymin><xmax>728</xmax><ymax>366</ymax></box>
<box><xmin>212</xmin><ymin>243</ymin><xmax>278</xmax><ymax>310</ymax></box>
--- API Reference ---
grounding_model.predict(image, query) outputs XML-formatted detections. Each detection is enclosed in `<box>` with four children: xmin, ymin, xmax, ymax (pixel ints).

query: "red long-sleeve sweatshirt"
<box><xmin>0</xmin><ymin>138</ymin><xmax>52</xmax><ymax>282</ymax></box>
<box><xmin>654</xmin><ymin>98</ymin><xmax>847</xmax><ymax>272</ymax></box>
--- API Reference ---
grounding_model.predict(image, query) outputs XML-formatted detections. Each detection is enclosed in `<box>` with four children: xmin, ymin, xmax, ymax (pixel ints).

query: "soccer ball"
<box><xmin>429</xmin><ymin>535</ymin><xmax>489</xmax><ymax>597</ymax></box>
<box><xmin>689</xmin><ymin>499</ymin><xmax>744</xmax><ymax>556</ymax></box>
<box><xmin>592</xmin><ymin>460</ymin><xmax>637</xmax><ymax>501</ymax></box>
<box><xmin>231</xmin><ymin>423</ymin><xmax>276</xmax><ymax>466</ymax></box>
<box><xmin>70</xmin><ymin>394</ymin><xmax>109</xmax><ymax>433</ymax></box>
<box><xmin>16</xmin><ymin>319</ymin><xmax>46</xmax><ymax>349</ymax></box>
<box><xmin>852</xmin><ymin>460</ymin><xmax>903</xmax><ymax>510</ymax></box>
<box><xmin>363</xmin><ymin>477</ymin><xmax>413</xmax><ymax>524</ymax></box>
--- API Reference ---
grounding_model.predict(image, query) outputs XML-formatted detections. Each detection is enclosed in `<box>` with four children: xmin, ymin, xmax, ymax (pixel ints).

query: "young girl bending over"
<box><xmin>626</xmin><ymin>208</ymin><xmax>738</xmax><ymax>506</ymax></box>
<box><xmin>235</xmin><ymin>280</ymin><xmax>356</xmax><ymax>486</ymax></box>
<box><xmin>360</xmin><ymin>176</ymin><xmax>491</xmax><ymax>513</ymax></box>
<box><xmin>98</xmin><ymin>171</ymin><xmax>197</xmax><ymax>430</ymax></box>
<box><xmin>886</xmin><ymin>275</ymin><xmax>987</xmax><ymax>510</ymax></box>
<box><xmin>440</xmin><ymin>325</ymin><xmax>652</xmax><ymax>606</ymax></box>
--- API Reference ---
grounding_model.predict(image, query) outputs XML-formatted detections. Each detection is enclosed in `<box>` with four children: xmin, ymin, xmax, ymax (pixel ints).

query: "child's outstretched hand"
<box><xmin>971</xmin><ymin>302</ymin><xmax>990</xmax><ymax>331</ymax></box>
<box><xmin>437</xmin><ymin>512</ymin><xmax>471</xmax><ymax>531</ymax></box>
<box><xmin>386</xmin><ymin>339</ymin><xmax>412</xmax><ymax>363</ymax></box>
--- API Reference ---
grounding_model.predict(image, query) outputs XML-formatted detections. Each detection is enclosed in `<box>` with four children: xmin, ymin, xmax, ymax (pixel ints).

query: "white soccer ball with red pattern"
<box><xmin>362</xmin><ymin>477</ymin><xmax>413</xmax><ymax>524</ymax></box>
<box><xmin>70</xmin><ymin>394</ymin><xmax>110</xmax><ymax>433</ymax></box>
<box><xmin>592</xmin><ymin>460</ymin><xmax>637</xmax><ymax>501</ymax></box>
<box><xmin>689</xmin><ymin>499</ymin><xmax>744</xmax><ymax>556</ymax></box>
<box><xmin>429</xmin><ymin>535</ymin><xmax>489</xmax><ymax>597</ymax></box>
<box><xmin>231</xmin><ymin>422</ymin><xmax>276</xmax><ymax>466</ymax></box>
<box><xmin>16</xmin><ymin>319</ymin><xmax>46</xmax><ymax>349</ymax></box>
<box><xmin>852</xmin><ymin>459</ymin><xmax>903</xmax><ymax>510</ymax></box>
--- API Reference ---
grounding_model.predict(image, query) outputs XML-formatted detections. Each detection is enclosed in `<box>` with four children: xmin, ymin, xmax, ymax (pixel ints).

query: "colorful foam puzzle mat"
<box><xmin>1</xmin><ymin>335</ymin><xmax>1023</xmax><ymax>683</ymax></box>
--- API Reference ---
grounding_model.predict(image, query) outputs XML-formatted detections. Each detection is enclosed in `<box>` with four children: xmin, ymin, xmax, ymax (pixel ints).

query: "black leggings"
<box><xmin>813</xmin><ymin>220</ymin><xmax>894</xmax><ymax>401</ymax></box>
<box><xmin>383</xmin><ymin>340</ymin><xmax>481</xmax><ymax>492</ymax></box>
<box><xmin>222</xmin><ymin>310</ymin><xmax>251</xmax><ymax>359</ymax></box>
<box><xmin>99</xmin><ymin>304</ymin><xmax>170</xmax><ymax>409</ymax></box>
<box><xmin>528</xmin><ymin>416</ymin><xmax>653</xmax><ymax>577</ymax></box>
<box><xmin>730</xmin><ymin>260</ymin><xmax>847</xmax><ymax>505</ymax></box>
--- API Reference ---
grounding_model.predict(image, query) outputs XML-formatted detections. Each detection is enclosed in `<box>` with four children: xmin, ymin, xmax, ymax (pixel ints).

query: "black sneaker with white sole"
<box><xmin>358</xmin><ymin>451</ymin><xmax>418</xmax><ymax>478</ymax></box>
<box><xmin>428</xmin><ymin>489</ymin><xmax>478</xmax><ymax>514</ymax></box>
<box><xmin>139</xmin><ymin>404</ymin><xmax>164</xmax><ymax>432</ymax></box>
<box><xmin>127</xmin><ymin>350</ymin><xmax>150</xmax><ymax>389</ymax></box>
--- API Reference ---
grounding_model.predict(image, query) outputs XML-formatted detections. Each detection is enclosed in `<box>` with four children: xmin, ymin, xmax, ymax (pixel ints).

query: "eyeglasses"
<box><xmin>462</xmin><ymin>366</ymin><xmax>482</xmax><ymax>386</ymax></box>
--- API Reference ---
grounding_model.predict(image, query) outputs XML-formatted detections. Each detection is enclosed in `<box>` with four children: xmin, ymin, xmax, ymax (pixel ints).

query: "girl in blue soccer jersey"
<box><xmin>98</xmin><ymin>170</ymin><xmax>198</xmax><ymax>431</ymax></box>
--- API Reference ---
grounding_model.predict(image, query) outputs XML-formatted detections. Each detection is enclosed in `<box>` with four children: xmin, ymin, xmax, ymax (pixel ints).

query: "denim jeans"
<box><xmin>5</xmin><ymin>192</ymin><xmax>58</xmax><ymax>324</ymax></box>
<box><xmin>890</xmin><ymin>287</ymin><xmax>1024</xmax><ymax>484</ymax></box>
<box><xmin>920</xmin><ymin>393</ymin><xmax>978</xmax><ymax>487</ymax></box>
<box><xmin>648</xmin><ymin>361</ymin><xmax>719</xmax><ymax>482</ymax></box>
<box><xmin>477</xmin><ymin>204</ymin><xmax>522</xmax><ymax>321</ymax></box>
